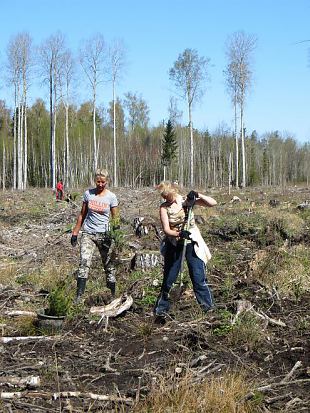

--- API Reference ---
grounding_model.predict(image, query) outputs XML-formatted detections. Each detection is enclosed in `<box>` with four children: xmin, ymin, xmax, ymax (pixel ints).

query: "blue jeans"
<box><xmin>154</xmin><ymin>240</ymin><xmax>213</xmax><ymax>315</ymax></box>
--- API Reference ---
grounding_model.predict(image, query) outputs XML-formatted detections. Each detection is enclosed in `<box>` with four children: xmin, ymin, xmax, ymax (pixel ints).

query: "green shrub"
<box><xmin>212</xmin><ymin>310</ymin><xmax>233</xmax><ymax>336</ymax></box>
<box><xmin>46</xmin><ymin>280</ymin><xmax>73</xmax><ymax>316</ymax></box>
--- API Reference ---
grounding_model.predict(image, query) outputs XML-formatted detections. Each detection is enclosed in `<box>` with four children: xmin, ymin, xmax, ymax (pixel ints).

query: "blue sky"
<box><xmin>0</xmin><ymin>0</ymin><xmax>309</xmax><ymax>143</ymax></box>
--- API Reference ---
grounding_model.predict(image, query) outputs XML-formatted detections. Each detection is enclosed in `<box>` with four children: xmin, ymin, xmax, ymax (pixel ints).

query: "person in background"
<box><xmin>71</xmin><ymin>169</ymin><xmax>119</xmax><ymax>302</ymax></box>
<box><xmin>56</xmin><ymin>179</ymin><xmax>64</xmax><ymax>201</ymax></box>
<box><xmin>154</xmin><ymin>181</ymin><xmax>217</xmax><ymax>321</ymax></box>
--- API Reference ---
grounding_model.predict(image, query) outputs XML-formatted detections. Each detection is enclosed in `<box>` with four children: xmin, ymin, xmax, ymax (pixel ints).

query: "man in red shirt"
<box><xmin>56</xmin><ymin>180</ymin><xmax>64</xmax><ymax>201</ymax></box>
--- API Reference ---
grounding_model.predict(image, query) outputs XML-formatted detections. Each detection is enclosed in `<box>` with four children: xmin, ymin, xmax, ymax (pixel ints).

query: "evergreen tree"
<box><xmin>162</xmin><ymin>119</ymin><xmax>178</xmax><ymax>180</ymax></box>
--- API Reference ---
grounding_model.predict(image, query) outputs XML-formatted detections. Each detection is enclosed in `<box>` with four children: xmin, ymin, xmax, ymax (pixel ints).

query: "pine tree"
<box><xmin>162</xmin><ymin>119</ymin><xmax>178</xmax><ymax>180</ymax></box>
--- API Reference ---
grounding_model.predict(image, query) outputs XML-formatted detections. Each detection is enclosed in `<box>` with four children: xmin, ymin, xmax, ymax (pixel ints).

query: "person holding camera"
<box><xmin>154</xmin><ymin>181</ymin><xmax>217</xmax><ymax>320</ymax></box>
<box><xmin>71</xmin><ymin>169</ymin><xmax>119</xmax><ymax>302</ymax></box>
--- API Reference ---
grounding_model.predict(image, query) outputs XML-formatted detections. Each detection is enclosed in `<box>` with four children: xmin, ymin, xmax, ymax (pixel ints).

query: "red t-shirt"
<box><xmin>56</xmin><ymin>182</ymin><xmax>63</xmax><ymax>191</ymax></box>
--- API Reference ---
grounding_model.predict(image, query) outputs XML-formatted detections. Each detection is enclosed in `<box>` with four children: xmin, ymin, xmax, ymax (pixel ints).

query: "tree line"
<box><xmin>0</xmin><ymin>31</ymin><xmax>309</xmax><ymax>190</ymax></box>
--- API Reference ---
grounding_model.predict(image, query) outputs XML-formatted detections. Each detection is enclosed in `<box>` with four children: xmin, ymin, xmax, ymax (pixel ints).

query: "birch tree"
<box><xmin>107</xmin><ymin>39</ymin><xmax>126</xmax><ymax>187</ymax></box>
<box><xmin>168</xmin><ymin>97</ymin><xmax>183</xmax><ymax>125</ymax></box>
<box><xmin>7</xmin><ymin>35</ymin><xmax>21</xmax><ymax>189</ymax></box>
<box><xmin>224</xmin><ymin>61</ymin><xmax>240</xmax><ymax>187</ymax></box>
<box><xmin>39</xmin><ymin>32</ymin><xmax>65</xmax><ymax>189</ymax></box>
<box><xmin>169</xmin><ymin>48</ymin><xmax>209</xmax><ymax>186</ymax></box>
<box><xmin>124</xmin><ymin>92</ymin><xmax>150</xmax><ymax>130</ymax></box>
<box><xmin>79</xmin><ymin>34</ymin><xmax>106</xmax><ymax>172</ymax></box>
<box><xmin>7</xmin><ymin>32</ymin><xmax>32</xmax><ymax>190</ymax></box>
<box><xmin>0</xmin><ymin>101</ymin><xmax>10</xmax><ymax>189</ymax></box>
<box><xmin>20</xmin><ymin>33</ymin><xmax>32</xmax><ymax>189</ymax></box>
<box><xmin>225</xmin><ymin>31</ymin><xmax>257</xmax><ymax>187</ymax></box>
<box><xmin>60</xmin><ymin>49</ymin><xmax>74</xmax><ymax>187</ymax></box>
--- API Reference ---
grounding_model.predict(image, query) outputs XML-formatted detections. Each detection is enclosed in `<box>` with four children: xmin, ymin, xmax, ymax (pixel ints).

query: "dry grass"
<box><xmin>134</xmin><ymin>371</ymin><xmax>263</xmax><ymax>413</ymax></box>
<box><xmin>251</xmin><ymin>245</ymin><xmax>310</xmax><ymax>299</ymax></box>
<box><xmin>263</xmin><ymin>209</ymin><xmax>305</xmax><ymax>239</ymax></box>
<box><xmin>7</xmin><ymin>316</ymin><xmax>37</xmax><ymax>336</ymax></box>
<box><xmin>0</xmin><ymin>259</ymin><xmax>74</xmax><ymax>289</ymax></box>
<box><xmin>0</xmin><ymin>259</ymin><xmax>21</xmax><ymax>286</ymax></box>
<box><xmin>228</xmin><ymin>312</ymin><xmax>265</xmax><ymax>350</ymax></box>
<box><xmin>15</xmin><ymin>259</ymin><xmax>75</xmax><ymax>291</ymax></box>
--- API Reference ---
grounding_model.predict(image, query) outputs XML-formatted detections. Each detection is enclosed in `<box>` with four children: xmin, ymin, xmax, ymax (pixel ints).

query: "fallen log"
<box><xmin>53</xmin><ymin>391</ymin><xmax>133</xmax><ymax>404</ymax></box>
<box><xmin>0</xmin><ymin>335</ymin><xmax>61</xmax><ymax>344</ymax></box>
<box><xmin>1</xmin><ymin>391</ymin><xmax>23</xmax><ymax>399</ymax></box>
<box><xmin>232</xmin><ymin>299</ymin><xmax>286</xmax><ymax>327</ymax></box>
<box><xmin>0</xmin><ymin>375</ymin><xmax>40</xmax><ymax>389</ymax></box>
<box><xmin>0</xmin><ymin>390</ymin><xmax>133</xmax><ymax>404</ymax></box>
<box><xmin>90</xmin><ymin>294</ymin><xmax>133</xmax><ymax>318</ymax></box>
<box><xmin>3</xmin><ymin>310</ymin><xmax>37</xmax><ymax>317</ymax></box>
<box><xmin>280</xmin><ymin>361</ymin><xmax>302</xmax><ymax>383</ymax></box>
<box><xmin>256</xmin><ymin>378</ymin><xmax>310</xmax><ymax>393</ymax></box>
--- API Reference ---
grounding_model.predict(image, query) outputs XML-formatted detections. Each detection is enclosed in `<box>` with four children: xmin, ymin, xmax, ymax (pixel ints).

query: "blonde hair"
<box><xmin>157</xmin><ymin>181</ymin><xmax>179</xmax><ymax>198</ymax></box>
<box><xmin>95</xmin><ymin>168</ymin><xmax>109</xmax><ymax>180</ymax></box>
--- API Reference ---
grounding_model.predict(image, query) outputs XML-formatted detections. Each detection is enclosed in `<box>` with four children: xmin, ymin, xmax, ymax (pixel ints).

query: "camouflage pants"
<box><xmin>77</xmin><ymin>232</ymin><xmax>116</xmax><ymax>283</ymax></box>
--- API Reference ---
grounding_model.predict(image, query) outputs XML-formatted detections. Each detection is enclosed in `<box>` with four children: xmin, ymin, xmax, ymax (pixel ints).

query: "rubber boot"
<box><xmin>75</xmin><ymin>278</ymin><xmax>87</xmax><ymax>303</ymax></box>
<box><xmin>107</xmin><ymin>281</ymin><xmax>116</xmax><ymax>298</ymax></box>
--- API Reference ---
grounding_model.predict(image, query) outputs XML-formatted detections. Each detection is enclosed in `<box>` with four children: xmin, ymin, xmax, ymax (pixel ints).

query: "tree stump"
<box><xmin>132</xmin><ymin>250</ymin><xmax>163</xmax><ymax>271</ymax></box>
<box><xmin>297</xmin><ymin>201</ymin><xmax>310</xmax><ymax>210</ymax></box>
<box><xmin>133</xmin><ymin>217</ymin><xmax>163</xmax><ymax>239</ymax></box>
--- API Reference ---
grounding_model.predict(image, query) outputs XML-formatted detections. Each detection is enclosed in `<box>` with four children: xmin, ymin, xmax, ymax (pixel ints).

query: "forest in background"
<box><xmin>0</xmin><ymin>31</ymin><xmax>309</xmax><ymax>190</ymax></box>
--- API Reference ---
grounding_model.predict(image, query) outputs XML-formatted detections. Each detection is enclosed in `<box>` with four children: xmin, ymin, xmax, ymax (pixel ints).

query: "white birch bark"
<box><xmin>240</xmin><ymin>102</ymin><xmax>246</xmax><ymax>188</ymax></box>
<box><xmin>113</xmin><ymin>80</ymin><xmax>117</xmax><ymax>185</ymax></box>
<box><xmin>39</xmin><ymin>33</ymin><xmax>65</xmax><ymax>190</ymax></box>
<box><xmin>234</xmin><ymin>96</ymin><xmax>239</xmax><ymax>187</ymax></box>
<box><xmin>79</xmin><ymin>34</ymin><xmax>105</xmax><ymax>173</ymax></box>
<box><xmin>228</xmin><ymin>152</ymin><xmax>232</xmax><ymax>195</ymax></box>
<box><xmin>93</xmin><ymin>88</ymin><xmax>97</xmax><ymax>171</ymax></box>
<box><xmin>23</xmin><ymin>104</ymin><xmax>27</xmax><ymax>189</ymax></box>
<box><xmin>108</xmin><ymin>39</ymin><xmax>126</xmax><ymax>186</ymax></box>
<box><xmin>188</xmin><ymin>103</ymin><xmax>194</xmax><ymax>186</ymax></box>
<box><xmin>13</xmin><ymin>95</ymin><xmax>17</xmax><ymax>190</ymax></box>
<box><xmin>17</xmin><ymin>94</ymin><xmax>22</xmax><ymax>190</ymax></box>
<box><xmin>2</xmin><ymin>142</ymin><xmax>5</xmax><ymax>191</ymax></box>
<box><xmin>65</xmin><ymin>102</ymin><xmax>69</xmax><ymax>185</ymax></box>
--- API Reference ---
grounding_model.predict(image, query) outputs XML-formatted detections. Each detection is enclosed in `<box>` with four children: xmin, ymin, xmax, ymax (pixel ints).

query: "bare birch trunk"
<box><xmin>179</xmin><ymin>131</ymin><xmax>184</xmax><ymax>187</ymax></box>
<box><xmin>234</xmin><ymin>98</ymin><xmax>239</xmax><ymax>187</ymax></box>
<box><xmin>13</xmin><ymin>101</ymin><xmax>17</xmax><ymax>190</ymax></box>
<box><xmin>65</xmin><ymin>103</ymin><xmax>69</xmax><ymax>187</ymax></box>
<box><xmin>240</xmin><ymin>103</ymin><xmax>246</xmax><ymax>188</ymax></box>
<box><xmin>49</xmin><ymin>66</ymin><xmax>54</xmax><ymax>189</ymax></box>
<box><xmin>2</xmin><ymin>143</ymin><xmax>5</xmax><ymax>191</ymax></box>
<box><xmin>93</xmin><ymin>88</ymin><xmax>97</xmax><ymax>171</ymax></box>
<box><xmin>113</xmin><ymin>80</ymin><xmax>117</xmax><ymax>186</ymax></box>
<box><xmin>52</xmin><ymin>109</ymin><xmax>56</xmax><ymax>190</ymax></box>
<box><xmin>228</xmin><ymin>152</ymin><xmax>232</xmax><ymax>195</ymax></box>
<box><xmin>20</xmin><ymin>103</ymin><xmax>24</xmax><ymax>189</ymax></box>
<box><xmin>17</xmin><ymin>96</ymin><xmax>23</xmax><ymax>190</ymax></box>
<box><xmin>23</xmin><ymin>103</ymin><xmax>28</xmax><ymax>189</ymax></box>
<box><xmin>189</xmin><ymin>104</ymin><xmax>194</xmax><ymax>186</ymax></box>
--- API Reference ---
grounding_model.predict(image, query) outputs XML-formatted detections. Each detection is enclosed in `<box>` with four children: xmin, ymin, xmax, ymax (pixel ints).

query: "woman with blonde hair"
<box><xmin>71</xmin><ymin>169</ymin><xmax>119</xmax><ymax>302</ymax></box>
<box><xmin>154</xmin><ymin>181</ymin><xmax>217</xmax><ymax>320</ymax></box>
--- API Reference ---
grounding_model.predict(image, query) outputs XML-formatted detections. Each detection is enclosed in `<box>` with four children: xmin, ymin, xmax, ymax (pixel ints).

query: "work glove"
<box><xmin>71</xmin><ymin>235</ymin><xmax>78</xmax><ymax>247</ymax></box>
<box><xmin>187</xmin><ymin>190</ymin><xmax>199</xmax><ymax>201</ymax></box>
<box><xmin>179</xmin><ymin>230</ymin><xmax>192</xmax><ymax>240</ymax></box>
